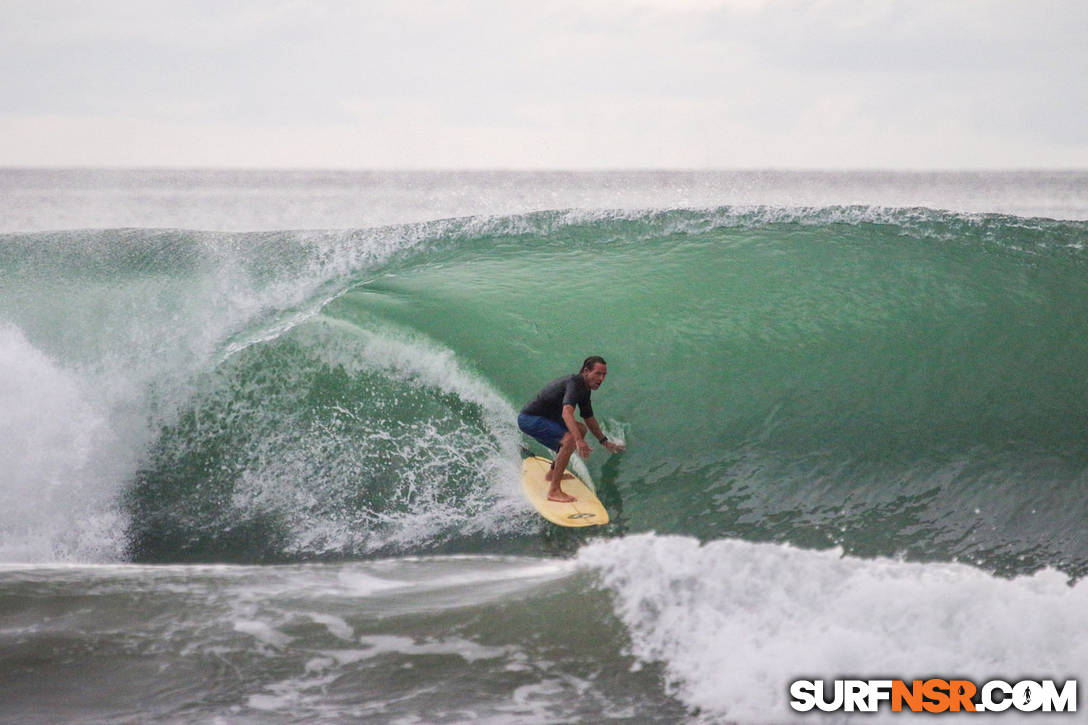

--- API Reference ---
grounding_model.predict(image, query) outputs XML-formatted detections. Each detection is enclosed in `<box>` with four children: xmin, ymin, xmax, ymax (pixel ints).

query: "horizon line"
<box><xmin>3</xmin><ymin>165</ymin><xmax>1087</xmax><ymax>174</ymax></box>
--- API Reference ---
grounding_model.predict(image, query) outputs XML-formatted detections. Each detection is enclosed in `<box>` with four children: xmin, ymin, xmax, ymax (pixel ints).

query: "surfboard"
<box><xmin>520</xmin><ymin>456</ymin><xmax>609</xmax><ymax>527</ymax></box>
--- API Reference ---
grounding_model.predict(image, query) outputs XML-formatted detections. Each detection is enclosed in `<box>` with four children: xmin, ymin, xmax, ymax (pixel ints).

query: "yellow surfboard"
<box><xmin>520</xmin><ymin>456</ymin><xmax>609</xmax><ymax>527</ymax></box>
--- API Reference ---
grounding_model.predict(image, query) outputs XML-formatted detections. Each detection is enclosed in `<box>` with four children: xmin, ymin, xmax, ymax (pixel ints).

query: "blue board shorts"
<box><xmin>518</xmin><ymin>413</ymin><xmax>567</xmax><ymax>452</ymax></box>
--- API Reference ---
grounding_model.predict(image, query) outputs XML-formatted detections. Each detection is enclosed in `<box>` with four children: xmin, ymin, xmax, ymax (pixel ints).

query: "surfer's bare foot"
<box><xmin>547</xmin><ymin>489</ymin><xmax>577</xmax><ymax>503</ymax></box>
<box><xmin>544</xmin><ymin>470</ymin><xmax>574</xmax><ymax>483</ymax></box>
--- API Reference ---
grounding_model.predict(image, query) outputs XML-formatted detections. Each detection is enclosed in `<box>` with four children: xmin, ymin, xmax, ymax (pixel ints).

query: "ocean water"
<box><xmin>1</xmin><ymin>169</ymin><xmax>1086</xmax><ymax>723</ymax></box>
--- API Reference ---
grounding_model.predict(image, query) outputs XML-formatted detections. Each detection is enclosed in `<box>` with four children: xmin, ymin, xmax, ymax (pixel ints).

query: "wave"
<box><xmin>578</xmin><ymin>533</ymin><xmax>1088</xmax><ymax>723</ymax></box>
<box><xmin>1</xmin><ymin>207</ymin><xmax>1086</xmax><ymax>574</ymax></box>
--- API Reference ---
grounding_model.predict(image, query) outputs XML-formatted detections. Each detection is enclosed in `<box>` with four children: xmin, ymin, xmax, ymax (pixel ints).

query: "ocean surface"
<box><xmin>2</xmin><ymin>169</ymin><xmax>1087</xmax><ymax>723</ymax></box>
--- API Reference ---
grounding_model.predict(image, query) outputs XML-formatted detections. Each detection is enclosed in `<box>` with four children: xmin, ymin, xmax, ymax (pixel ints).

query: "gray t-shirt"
<box><xmin>520</xmin><ymin>374</ymin><xmax>594</xmax><ymax>422</ymax></box>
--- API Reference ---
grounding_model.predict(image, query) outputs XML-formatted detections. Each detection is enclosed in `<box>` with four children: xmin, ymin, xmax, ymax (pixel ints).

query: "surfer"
<box><xmin>518</xmin><ymin>356</ymin><xmax>625</xmax><ymax>502</ymax></box>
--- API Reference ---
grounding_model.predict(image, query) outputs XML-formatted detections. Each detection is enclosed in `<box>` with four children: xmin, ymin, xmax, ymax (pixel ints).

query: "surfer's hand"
<box><xmin>602</xmin><ymin>440</ymin><xmax>625</xmax><ymax>453</ymax></box>
<box><xmin>576</xmin><ymin>439</ymin><xmax>592</xmax><ymax>458</ymax></box>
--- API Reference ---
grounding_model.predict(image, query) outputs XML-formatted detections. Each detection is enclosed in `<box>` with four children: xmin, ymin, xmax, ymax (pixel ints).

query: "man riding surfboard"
<box><xmin>518</xmin><ymin>356</ymin><xmax>625</xmax><ymax>502</ymax></box>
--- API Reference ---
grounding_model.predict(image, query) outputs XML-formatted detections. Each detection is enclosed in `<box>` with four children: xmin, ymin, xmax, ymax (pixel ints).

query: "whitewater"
<box><xmin>1</xmin><ymin>169</ymin><xmax>1086</xmax><ymax>724</ymax></box>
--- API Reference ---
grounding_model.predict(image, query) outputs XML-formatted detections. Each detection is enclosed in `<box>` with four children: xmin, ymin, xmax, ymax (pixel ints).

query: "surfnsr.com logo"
<box><xmin>789</xmin><ymin>679</ymin><xmax>1077</xmax><ymax>714</ymax></box>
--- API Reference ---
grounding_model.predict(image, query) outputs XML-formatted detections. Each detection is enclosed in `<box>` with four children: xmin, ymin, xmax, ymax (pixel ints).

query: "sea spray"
<box><xmin>125</xmin><ymin>318</ymin><xmax>530</xmax><ymax>561</ymax></box>
<box><xmin>0</xmin><ymin>323</ymin><xmax>126</xmax><ymax>561</ymax></box>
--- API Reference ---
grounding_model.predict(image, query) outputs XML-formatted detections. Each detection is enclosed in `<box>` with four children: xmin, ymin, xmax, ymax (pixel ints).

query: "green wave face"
<box><xmin>7</xmin><ymin>209</ymin><xmax>1087</xmax><ymax>573</ymax></box>
<box><xmin>322</xmin><ymin>209</ymin><xmax>1088</xmax><ymax>574</ymax></box>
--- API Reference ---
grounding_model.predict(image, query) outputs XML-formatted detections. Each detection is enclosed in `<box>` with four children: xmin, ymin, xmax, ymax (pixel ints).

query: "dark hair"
<box><xmin>580</xmin><ymin>355</ymin><xmax>607</xmax><ymax>372</ymax></box>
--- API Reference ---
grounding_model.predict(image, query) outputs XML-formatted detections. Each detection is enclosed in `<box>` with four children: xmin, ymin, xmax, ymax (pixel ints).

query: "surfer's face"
<box><xmin>583</xmin><ymin>363</ymin><xmax>607</xmax><ymax>390</ymax></box>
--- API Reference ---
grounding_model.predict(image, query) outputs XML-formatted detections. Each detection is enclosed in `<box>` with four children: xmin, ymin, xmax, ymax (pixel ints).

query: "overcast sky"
<box><xmin>1</xmin><ymin>0</ymin><xmax>1086</xmax><ymax>169</ymax></box>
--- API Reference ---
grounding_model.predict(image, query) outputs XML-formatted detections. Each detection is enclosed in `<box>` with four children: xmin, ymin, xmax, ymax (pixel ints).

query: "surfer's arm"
<box><xmin>584</xmin><ymin>416</ymin><xmax>625</xmax><ymax>453</ymax></box>
<box><xmin>562</xmin><ymin>405</ymin><xmax>592</xmax><ymax>457</ymax></box>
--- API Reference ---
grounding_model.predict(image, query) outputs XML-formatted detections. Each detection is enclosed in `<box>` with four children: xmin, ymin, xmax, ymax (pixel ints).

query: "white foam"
<box><xmin>579</xmin><ymin>533</ymin><xmax>1088</xmax><ymax>724</ymax></box>
<box><xmin>332</xmin><ymin>570</ymin><xmax>407</xmax><ymax>596</ymax></box>
<box><xmin>307</xmin><ymin>613</ymin><xmax>355</xmax><ymax>642</ymax></box>
<box><xmin>0</xmin><ymin>323</ymin><xmax>127</xmax><ymax>561</ymax></box>
<box><xmin>233</xmin><ymin>619</ymin><xmax>294</xmax><ymax>650</ymax></box>
<box><xmin>337</xmin><ymin>634</ymin><xmax>509</xmax><ymax>663</ymax></box>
